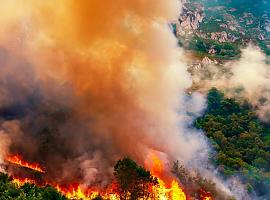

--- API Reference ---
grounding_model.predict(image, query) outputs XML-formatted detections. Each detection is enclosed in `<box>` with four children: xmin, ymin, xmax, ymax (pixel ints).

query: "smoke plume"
<box><xmin>0</xmin><ymin>0</ymin><xmax>214</xmax><ymax>186</ymax></box>
<box><xmin>193</xmin><ymin>46</ymin><xmax>270</xmax><ymax>122</ymax></box>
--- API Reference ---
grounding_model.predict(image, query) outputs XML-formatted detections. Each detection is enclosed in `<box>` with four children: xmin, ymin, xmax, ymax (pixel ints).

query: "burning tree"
<box><xmin>114</xmin><ymin>158</ymin><xmax>158</xmax><ymax>200</ymax></box>
<box><xmin>2</xmin><ymin>155</ymin><xmax>188</xmax><ymax>200</ymax></box>
<box><xmin>0</xmin><ymin>173</ymin><xmax>67</xmax><ymax>200</ymax></box>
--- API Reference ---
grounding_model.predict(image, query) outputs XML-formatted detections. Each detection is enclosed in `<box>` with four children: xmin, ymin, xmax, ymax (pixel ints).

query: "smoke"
<box><xmin>229</xmin><ymin>47</ymin><xmax>270</xmax><ymax>121</ymax></box>
<box><xmin>0</xmin><ymin>0</ymin><xmax>220</xmax><ymax>192</ymax></box>
<box><xmin>193</xmin><ymin>46</ymin><xmax>270</xmax><ymax>122</ymax></box>
<box><xmin>189</xmin><ymin>46</ymin><xmax>270</xmax><ymax>199</ymax></box>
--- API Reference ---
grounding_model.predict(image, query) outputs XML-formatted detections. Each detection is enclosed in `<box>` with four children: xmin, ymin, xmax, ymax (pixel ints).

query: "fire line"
<box><xmin>5</xmin><ymin>154</ymin><xmax>45</xmax><ymax>173</ymax></box>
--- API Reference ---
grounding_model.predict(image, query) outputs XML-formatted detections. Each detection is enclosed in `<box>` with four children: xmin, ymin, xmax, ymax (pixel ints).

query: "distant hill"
<box><xmin>176</xmin><ymin>0</ymin><xmax>270</xmax><ymax>59</ymax></box>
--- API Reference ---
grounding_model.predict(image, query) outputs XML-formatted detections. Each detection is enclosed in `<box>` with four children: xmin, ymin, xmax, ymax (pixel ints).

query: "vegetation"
<box><xmin>0</xmin><ymin>158</ymin><xmax>160</xmax><ymax>200</ymax></box>
<box><xmin>3</xmin><ymin>87</ymin><xmax>270</xmax><ymax>199</ymax></box>
<box><xmin>0</xmin><ymin>157</ymin><xmax>234</xmax><ymax>200</ymax></box>
<box><xmin>172</xmin><ymin>161</ymin><xmax>235</xmax><ymax>200</ymax></box>
<box><xmin>114</xmin><ymin>158</ymin><xmax>158</xmax><ymax>200</ymax></box>
<box><xmin>180</xmin><ymin>0</ymin><xmax>270</xmax><ymax>58</ymax></box>
<box><xmin>195</xmin><ymin>88</ymin><xmax>270</xmax><ymax>196</ymax></box>
<box><xmin>187</xmin><ymin>36</ymin><xmax>241</xmax><ymax>60</ymax></box>
<box><xmin>0</xmin><ymin>173</ymin><xmax>67</xmax><ymax>200</ymax></box>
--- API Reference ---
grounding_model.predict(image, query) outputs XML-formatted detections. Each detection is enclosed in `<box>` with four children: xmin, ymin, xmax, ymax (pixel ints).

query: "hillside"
<box><xmin>177</xmin><ymin>0</ymin><xmax>270</xmax><ymax>59</ymax></box>
<box><xmin>176</xmin><ymin>0</ymin><xmax>270</xmax><ymax>199</ymax></box>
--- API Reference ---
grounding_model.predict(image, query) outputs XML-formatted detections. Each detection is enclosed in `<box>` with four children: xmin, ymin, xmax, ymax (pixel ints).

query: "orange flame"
<box><xmin>12</xmin><ymin>177</ymin><xmax>36</xmax><ymax>186</ymax></box>
<box><xmin>200</xmin><ymin>189</ymin><xmax>213</xmax><ymax>200</ymax></box>
<box><xmin>152</xmin><ymin>177</ymin><xmax>186</xmax><ymax>200</ymax></box>
<box><xmin>151</xmin><ymin>153</ymin><xmax>164</xmax><ymax>177</ymax></box>
<box><xmin>12</xmin><ymin>177</ymin><xmax>187</xmax><ymax>200</ymax></box>
<box><xmin>201</xmin><ymin>195</ymin><xmax>212</xmax><ymax>200</ymax></box>
<box><xmin>56</xmin><ymin>185</ymin><xmax>119</xmax><ymax>200</ymax></box>
<box><xmin>12</xmin><ymin>177</ymin><xmax>119</xmax><ymax>200</ymax></box>
<box><xmin>149</xmin><ymin>154</ymin><xmax>187</xmax><ymax>200</ymax></box>
<box><xmin>10</xmin><ymin>154</ymin><xmax>190</xmax><ymax>200</ymax></box>
<box><xmin>5</xmin><ymin>155</ymin><xmax>45</xmax><ymax>173</ymax></box>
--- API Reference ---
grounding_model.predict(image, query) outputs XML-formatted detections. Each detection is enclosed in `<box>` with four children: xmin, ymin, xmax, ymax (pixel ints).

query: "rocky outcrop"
<box><xmin>176</xmin><ymin>0</ymin><xmax>270</xmax><ymax>58</ymax></box>
<box><xmin>202</xmin><ymin>57</ymin><xmax>218</xmax><ymax>66</ymax></box>
<box><xmin>210</xmin><ymin>31</ymin><xmax>238</xmax><ymax>43</ymax></box>
<box><xmin>177</xmin><ymin>2</ymin><xmax>204</xmax><ymax>36</ymax></box>
<box><xmin>190</xmin><ymin>57</ymin><xmax>218</xmax><ymax>69</ymax></box>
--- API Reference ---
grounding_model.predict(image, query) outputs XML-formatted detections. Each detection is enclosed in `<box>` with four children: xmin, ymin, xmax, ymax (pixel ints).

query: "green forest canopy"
<box><xmin>195</xmin><ymin>88</ymin><xmax>270</xmax><ymax>195</ymax></box>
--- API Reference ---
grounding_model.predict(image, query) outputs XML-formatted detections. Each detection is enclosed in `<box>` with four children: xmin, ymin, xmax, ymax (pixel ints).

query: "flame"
<box><xmin>12</xmin><ymin>177</ymin><xmax>186</xmax><ymax>200</ymax></box>
<box><xmin>200</xmin><ymin>189</ymin><xmax>213</xmax><ymax>200</ymax></box>
<box><xmin>12</xmin><ymin>177</ymin><xmax>36</xmax><ymax>186</ymax></box>
<box><xmin>151</xmin><ymin>153</ymin><xmax>164</xmax><ymax>177</ymax></box>
<box><xmin>149</xmin><ymin>154</ymin><xmax>187</xmax><ymax>200</ymax></box>
<box><xmin>11</xmin><ymin>176</ymin><xmax>187</xmax><ymax>200</ymax></box>
<box><xmin>170</xmin><ymin>180</ymin><xmax>186</xmax><ymax>200</ymax></box>
<box><xmin>54</xmin><ymin>154</ymin><xmax>187</xmax><ymax>200</ymax></box>
<box><xmin>12</xmin><ymin>177</ymin><xmax>119</xmax><ymax>200</ymax></box>
<box><xmin>9</xmin><ymin>154</ymin><xmax>189</xmax><ymax>200</ymax></box>
<box><xmin>59</xmin><ymin>186</ymin><xmax>119</xmax><ymax>200</ymax></box>
<box><xmin>57</xmin><ymin>185</ymin><xmax>95</xmax><ymax>200</ymax></box>
<box><xmin>152</xmin><ymin>177</ymin><xmax>186</xmax><ymax>200</ymax></box>
<box><xmin>5</xmin><ymin>155</ymin><xmax>45</xmax><ymax>173</ymax></box>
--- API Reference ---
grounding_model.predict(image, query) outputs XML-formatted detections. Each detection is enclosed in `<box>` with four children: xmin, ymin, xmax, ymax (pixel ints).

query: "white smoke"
<box><xmin>193</xmin><ymin>46</ymin><xmax>270</xmax><ymax>122</ymax></box>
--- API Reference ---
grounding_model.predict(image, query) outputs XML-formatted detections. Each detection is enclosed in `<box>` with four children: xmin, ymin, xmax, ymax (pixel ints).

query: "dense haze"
<box><xmin>0</xmin><ymin>0</ymin><xmax>212</xmax><ymax>188</ymax></box>
<box><xmin>1</xmin><ymin>1</ymin><xmax>268</xmax><ymax>199</ymax></box>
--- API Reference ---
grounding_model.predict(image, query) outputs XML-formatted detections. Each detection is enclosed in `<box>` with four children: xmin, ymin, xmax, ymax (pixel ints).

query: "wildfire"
<box><xmin>200</xmin><ymin>189</ymin><xmax>213</xmax><ymax>200</ymax></box>
<box><xmin>12</xmin><ymin>177</ymin><xmax>36</xmax><ymax>187</ymax></box>
<box><xmin>57</xmin><ymin>186</ymin><xmax>119</xmax><ymax>200</ymax></box>
<box><xmin>201</xmin><ymin>195</ymin><xmax>212</xmax><ymax>200</ymax></box>
<box><xmin>149</xmin><ymin>154</ymin><xmax>187</xmax><ymax>200</ymax></box>
<box><xmin>152</xmin><ymin>177</ymin><xmax>186</xmax><ymax>200</ymax></box>
<box><xmin>57</xmin><ymin>185</ymin><xmax>98</xmax><ymax>200</ymax></box>
<box><xmin>9</xmin><ymin>153</ymin><xmax>189</xmax><ymax>200</ymax></box>
<box><xmin>11</xmin><ymin>177</ymin><xmax>119</xmax><ymax>200</ymax></box>
<box><xmin>5</xmin><ymin>155</ymin><xmax>45</xmax><ymax>173</ymax></box>
<box><xmin>151</xmin><ymin>154</ymin><xmax>164</xmax><ymax>176</ymax></box>
<box><xmin>12</xmin><ymin>177</ymin><xmax>187</xmax><ymax>200</ymax></box>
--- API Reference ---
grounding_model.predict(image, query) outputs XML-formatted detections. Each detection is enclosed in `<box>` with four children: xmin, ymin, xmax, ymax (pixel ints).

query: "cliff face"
<box><xmin>179</xmin><ymin>5</ymin><xmax>204</xmax><ymax>31</ymax></box>
<box><xmin>177</xmin><ymin>1</ymin><xmax>204</xmax><ymax>37</ymax></box>
<box><xmin>176</xmin><ymin>0</ymin><xmax>270</xmax><ymax>58</ymax></box>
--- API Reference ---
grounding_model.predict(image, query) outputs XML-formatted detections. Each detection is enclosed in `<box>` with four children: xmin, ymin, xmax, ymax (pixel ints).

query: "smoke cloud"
<box><xmin>0</xmin><ymin>0</ymin><xmax>217</xmax><ymax>192</ymax></box>
<box><xmin>193</xmin><ymin>46</ymin><xmax>270</xmax><ymax>122</ymax></box>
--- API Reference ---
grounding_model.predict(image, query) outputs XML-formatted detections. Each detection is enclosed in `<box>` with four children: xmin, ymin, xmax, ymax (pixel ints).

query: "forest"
<box><xmin>196</xmin><ymin>88</ymin><xmax>270</xmax><ymax>196</ymax></box>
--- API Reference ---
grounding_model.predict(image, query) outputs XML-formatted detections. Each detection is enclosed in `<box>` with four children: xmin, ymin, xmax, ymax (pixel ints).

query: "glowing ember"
<box><xmin>5</xmin><ymin>155</ymin><xmax>45</xmax><ymax>173</ymax></box>
<box><xmin>200</xmin><ymin>189</ymin><xmax>213</xmax><ymax>200</ymax></box>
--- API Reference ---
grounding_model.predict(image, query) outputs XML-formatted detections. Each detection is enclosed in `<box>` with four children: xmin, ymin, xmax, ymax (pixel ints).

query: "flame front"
<box><xmin>12</xmin><ymin>178</ymin><xmax>187</xmax><ymax>200</ymax></box>
<box><xmin>5</xmin><ymin>155</ymin><xmax>45</xmax><ymax>173</ymax></box>
<box><xmin>152</xmin><ymin>177</ymin><xmax>186</xmax><ymax>200</ymax></box>
<box><xmin>149</xmin><ymin>154</ymin><xmax>187</xmax><ymax>200</ymax></box>
<box><xmin>12</xmin><ymin>178</ymin><xmax>36</xmax><ymax>187</ymax></box>
<box><xmin>10</xmin><ymin>154</ymin><xmax>188</xmax><ymax>200</ymax></box>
